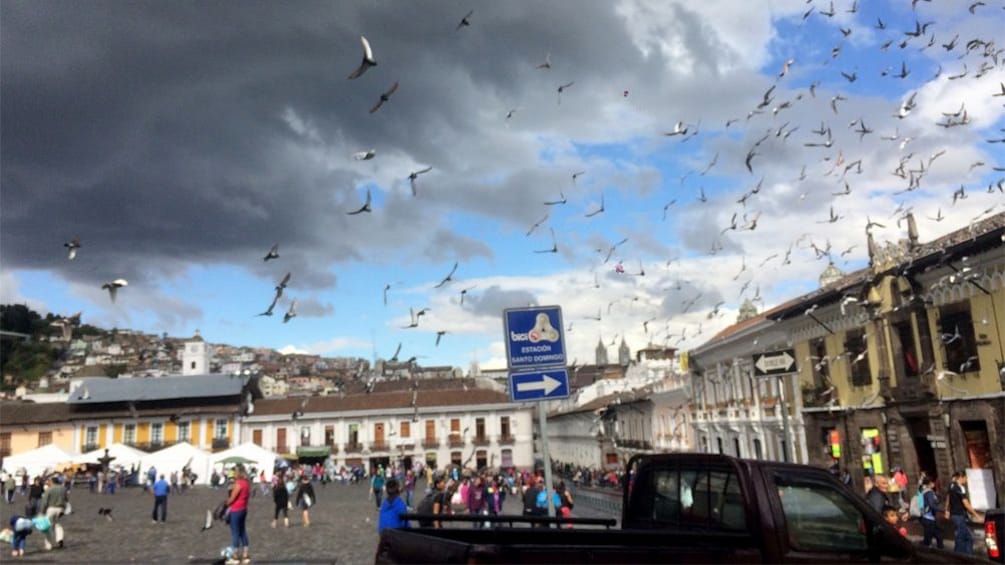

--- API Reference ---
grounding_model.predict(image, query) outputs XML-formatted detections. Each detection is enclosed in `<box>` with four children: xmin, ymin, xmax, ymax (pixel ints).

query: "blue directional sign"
<box><xmin>503</xmin><ymin>306</ymin><xmax>566</xmax><ymax>369</ymax></box>
<box><xmin>509</xmin><ymin>368</ymin><xmax>570</xmax><ymax>402</ymax></box>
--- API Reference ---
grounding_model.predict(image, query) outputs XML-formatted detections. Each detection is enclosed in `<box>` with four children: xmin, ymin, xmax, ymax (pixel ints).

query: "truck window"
<box><xmin>774</xmin><ymin>474</ymin><xmax>867</xmax><ymax>552</ymax></box>
<box><xmin>645</xmin><ymin>466</ymin><xmax>746</xmax><ymax>531</ymax></box>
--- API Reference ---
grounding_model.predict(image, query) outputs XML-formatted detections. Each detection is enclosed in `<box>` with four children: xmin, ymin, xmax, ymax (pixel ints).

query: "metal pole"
<box><xmin>538</xmin><ymin>402</ymin><xmax>556</xmax><ymax>518</ymax></box>
<box><xmin>778</xmin><ymin>374</ymin><xmax>793</xmax><ymax>463</ymax></box>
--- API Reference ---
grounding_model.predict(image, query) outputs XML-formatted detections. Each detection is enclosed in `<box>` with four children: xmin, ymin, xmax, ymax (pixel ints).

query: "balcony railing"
<box><xmin>473</xmin><ymin>436</ymin><xmax>490</xmax><ymax>446</ymax></box>
<box><xmin>344</xmin><ymin>442</ymin><xmax>362</xmax><ymax>453</ymax></box>
<box><xmin>422</xmin><ymin>439</ymin><xmax>439</xmax><ymax>449</ymax></box>
<box><xmin>619</xmin><ymin>439</ymin><xmax>653</xmax><ymax>450</ymax></box>
<box><xmin>449</xmin><ymin>437</ymin><xmax>465</xmax><ymax>448</ymax></box>
<box><xmin>371</xmin><ymin>441</ymin><xmax>388</xmax><ymax>451</ymax></box>
<box><xmin>83</xmin><ymin>443</ymin><xmax>100</xmax><ymax>453</ymax></box>
<box><xmin>498</xmin><ymin>435</ymin><xmax>515</xmax><ymax>445</ymax></box>
<box><xmin>212</xmin><ymin>437</ymin><xmax>230</xmax><ymax>451</ymax></box>
<box><xmin>276</xmin><ymin>445</ymin><xmax>289</xmax><ymax>454</ymax></box>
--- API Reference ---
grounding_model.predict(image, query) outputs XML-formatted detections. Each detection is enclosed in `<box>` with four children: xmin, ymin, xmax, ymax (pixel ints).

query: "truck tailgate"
<box><xmin>376</xmin><ymin>527</ymin><xmax>761</xmax><ymax>564</ymax></box>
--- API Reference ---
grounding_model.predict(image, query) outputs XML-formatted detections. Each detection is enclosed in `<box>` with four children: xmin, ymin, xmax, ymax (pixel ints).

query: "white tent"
<box><xmin>139</xmin><ymin>442</ymin><xmax>211</xmax><ymax>485</ymax></box>
<box><xmin>1</xmin><ymin>444</ymin><xmax>77</xmax><ymax>479</ymax></box>
<box><xmin>72</xmin><ymin>443</ymin><xmax>146</xmax><ymax>470</ymax></box>
<box><xmin>210</xmin><ymin>443</ymin><xmax>277</xmax><ymax>482</ymax></box>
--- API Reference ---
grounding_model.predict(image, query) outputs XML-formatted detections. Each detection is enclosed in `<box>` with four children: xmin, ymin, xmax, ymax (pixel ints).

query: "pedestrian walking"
<box><xmin>26</xmin><ymin>477</ymin><xmax>43</xmax><ymax>518</ymax></box>
<box><xmin>4</xmin><ymin>472</ymin><xmax>17</xmax><ymax>504</ymax></box>
<box><xmin>271</xmin><ymin>476</ymin><xmax>289</xmax><ymax>528</ymax></box>
<box><xmin>294</xmin><ymin>474</ymin><xmax>315</xmax><ymax>528</ymax></box>
<box><xmin>466</xmin><ymin>476</ymin><xmax>487</xmax><ymax>529</ymax></box>
<box><xmin>919</xmin><ymin>476</ymin><xmax>943</xmax><ymax>549</ymax></box>
<box><xmin>39</xmin><ymin>475</ymin><xmax>67</xmax><ymax>550</ymax></box>
<box><xmin>948</xmin><ymin>471</ymin><xmax>982</xmax><ymax>555</ymax></box>
<box><xmin>151</xmin><ymin>474</ymin><xmax>169</xmax><ymax>523</ymax></box>
<box><xmin>403</xmin><ymin>470</ymin><xmax>415</xmax><ymax>508</ymax></box>
<box><xmin>224</xmin><ymin>464</ymin><xmax>251</xmax><ymax>565</ymax></box>
<box><xmin>378</xmin><ymin>478</ymin><xmax>409</xmax><ymax>533</ymax></box>
<box><xmin>371</xmin><ymin>471</ymin><xmax>386</xmax><ymax>509</ymax></box>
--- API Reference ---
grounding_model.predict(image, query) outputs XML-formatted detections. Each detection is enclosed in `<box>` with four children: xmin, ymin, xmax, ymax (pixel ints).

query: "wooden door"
<box><xmin>375</xmin><ymin>423</ymin><xmax>385</xmax><ymax>447</ymax></box>
<box><xmin>252</xmin><ymin>429</ymin><xmax>262</xmax><ymax>446</ymax></box>
<box><xmin>277</xmin><ymin>428</ymin><xmax>287</xmax><ymax>452</ymax></box>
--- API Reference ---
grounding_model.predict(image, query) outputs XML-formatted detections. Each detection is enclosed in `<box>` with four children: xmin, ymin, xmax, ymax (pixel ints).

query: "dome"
<box><xmin>819</xmin><ymin>262</ymin><xmax>845</xmax><ymax>288</ymax></box>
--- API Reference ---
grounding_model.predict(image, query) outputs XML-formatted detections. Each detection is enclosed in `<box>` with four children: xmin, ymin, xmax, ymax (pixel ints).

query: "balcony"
<box><xmin>371</xmin><ymin>441</ymin><xmax>388</xmax><ymax>452</ymax></box>
<box><xmin>619</xmin><ymin>439</ymin><xmax>653</xmax><ymax>451</ymax></box>
<box><xmin>344</xmin><ymin>442</ymin><xmax>362</xmax><ymax>453</ymax></box>
<box><xmin>448</xmin><ymin>437</ymin><xmax>465</xmax><ymax>448</ymax></box>
<box><xmin>276</xmin><ymin>445</ymin><xmax>289</xmax><ymax>454</ymax></box>
<box><xmin>421</xmin><ymin>439</ymin><xmax>440</xmax><ymax>449</ymax></box>
<box><xmin>212</xmin><ymin>437</ymin><xmax>230</xmax><ymax>451</ymax></box>
<box><xmin>83</xmin><ymin>443</ymin><xmax>100</xmax><ymax>453</ymax></box>
<box><xmin>473</xmin><ymin>436</ymin><xmax>490</xmax><ymax>446</ymax></box>
<box><xmin>497</xmin><ymin>435</ymin><xmax>515</xmax><ymax>445</ymax></box>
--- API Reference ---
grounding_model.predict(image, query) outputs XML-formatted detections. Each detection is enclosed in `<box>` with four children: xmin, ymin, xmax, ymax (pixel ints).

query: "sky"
<box><xmin>2</xmin><ymin>0</ymin><xmax>1003</xmax><ymax>371</ymax></box>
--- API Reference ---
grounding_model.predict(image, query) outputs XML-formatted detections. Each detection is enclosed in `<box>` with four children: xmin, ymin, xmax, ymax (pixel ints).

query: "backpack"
<box><xmin>909</xmin><ymin>490</ymin><xmax>923</xmax><ymax>518</ymax></box>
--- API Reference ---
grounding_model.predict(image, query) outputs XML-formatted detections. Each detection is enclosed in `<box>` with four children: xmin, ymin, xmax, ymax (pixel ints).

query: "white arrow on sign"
<box><xmin>755</xmin><ymin>351</ymin><xmax>795</xmax><ymax>374</ymax></box>
<box><xmin>516</xmin><ymin>373</ymin><xmax>563</xmax><ymax>396</ymax></box>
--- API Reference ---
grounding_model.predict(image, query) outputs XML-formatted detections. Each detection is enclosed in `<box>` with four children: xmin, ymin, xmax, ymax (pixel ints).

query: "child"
<box><xmin>9</xmin><ymin>515</ymin><xmax>33</xmax><ymax>557</ymax></box>
<box><xmin>882</xmin><ymin>505</ymin><xmax>908</xmax><ymax>538</ymax></box>
<box><xmin>377</xmin><ymin>478</ymin><xmax>409</xmax><ymax>534</ymax></box>
<box><xmin>295</xmin><ymin>474</ymin><xmax>315</xmax><ymax>527</ymax></box>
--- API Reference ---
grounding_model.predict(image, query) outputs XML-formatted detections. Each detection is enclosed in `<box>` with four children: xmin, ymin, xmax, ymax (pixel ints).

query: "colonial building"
<box><xmin>0</xmin><ymin>401</ymin><xmax>75</xmax><ymax>458</ymax></box>
<box><xmin>774</xmin><ymin>213</ymin><xmax>1005</xmax><ymax>502</ymax></box>
<box><xmin>181</xmin><ymin>332</ymin><xmax>210</xmax><ymax>375</ymax></box>
<box><xmin>66</xmin><ymin>373</ymin><xmax>260</xmax><ymax>453</ymax></box>
<box><xmin>242</xmin><ymin>378</ymin><xmax>533</xmax><ymax>471</ymax></box>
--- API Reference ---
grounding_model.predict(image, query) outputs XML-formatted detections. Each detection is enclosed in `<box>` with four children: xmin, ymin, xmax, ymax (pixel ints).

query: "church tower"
<box><xmin>618</xmin><ymin>337</ymin><xmax>631</xmax><ymax>367</ymax></box>
<box><xmin>595</xmin><ymin>337</ymin><xmax>609</xmax><ymax>366</ymax></box>
<box><xmin>182</xmin><ymin>330</ymin><xmax>210</xmax><ymax>375</ymax></box>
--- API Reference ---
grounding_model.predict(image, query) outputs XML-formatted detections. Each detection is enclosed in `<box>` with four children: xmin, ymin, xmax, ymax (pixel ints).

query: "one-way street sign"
<box><xmin>509</xmin><ymin>368</ymin><xmax>570</xmax><ymax>402</ymax></box>
<box><xmin>752</xmin><ymin>348</ymin><xmax>797</xmax><ymax>377</ymax></box>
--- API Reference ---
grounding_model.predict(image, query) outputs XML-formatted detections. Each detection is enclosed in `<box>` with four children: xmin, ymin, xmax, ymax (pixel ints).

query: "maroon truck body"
<box><xmin>376</xmin><ymin>454</ymin><xmax>987</xmax><ymax>563</ymax></box>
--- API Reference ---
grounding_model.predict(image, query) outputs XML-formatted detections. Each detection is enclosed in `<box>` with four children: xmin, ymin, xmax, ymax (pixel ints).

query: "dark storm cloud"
<box><xmin>463</xmin><ymin>285</ymin><xmax>538</xmax><ymax>317</ymax></box>
<box><xmin>1</xmin><ymin>0</ymin><xmax>677</xmax><ymax>290</ymax></box>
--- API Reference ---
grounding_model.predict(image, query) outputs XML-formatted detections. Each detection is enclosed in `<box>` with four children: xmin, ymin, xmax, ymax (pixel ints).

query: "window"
<box><xmin>716</xmin><ymin>437</ymin><xmax>724</xmax><ymax>454</ymax></box>
<box><xmin>400</xmin><ymin>421</ymin><xmax>410</xmax><ymax>438</ymax></box>
<box><xmin>190</xmin><ymin>361</ymin><xmax>196</xmax><ymax>369</ymax></box>
<box><xmin>324</xmin><ymin>425</ymin><xmax>335</xmax><ymax>446</ymax></box>
<box><xmin>500</xmin><ymin>416</ymin><xmax>511</xmax><ymax>438</ymax></box>
<box><xmin>37</xmin><ymin>431</ymin><xmax>52</xmax><ymax>447</ymax></box>
<box><xmin>300</xmin><ymin>426</ymin><xmax>311</xmax><ymax>446</ymax></box>
<box><xmin>733</xmin><ymin>437</ymin><xmax>742</xmax><ymax>457</ymax></box>
<box><xmin>151</xmin><ymin>423</ymin><xmax>163</xmax><ymax>445</ymax></box>
<box><xmin>845</xmin><ymin>329</ymin><xmax>871</xmax><ymax>386</ymax></box>
<box><xmin>475</xmin><ymin>417</ymin><xmax>486</xmax><ymax>440</ymax></box>
<box><xmin>349</xmin><ymin>424</ymin><xmax>359</xmax><ymax>446</ymax></box>
<box><xmin>425</xmin><ymin>420</ymin><xmax>436</xmax><ymax>441</ymax></box>
<box><xmin>939</xmin><ymin>304</ymin><xmax>980</xmax><ymax>373</ymax></box>
<box><xmin>215</xmin><ymin>420</ymin><xmax>228</xmax><ymax>439</ymax></box>
<box><xmin>627</xmin><ymin>462</ymin><xmax>747</xmax><ymax>532</ymax></box>
<box><xmin>753</xmin><ymin>438</ymin><xmax>763</xmax><ymax>460</ymax></box>
<box><xmin>123</xmin><ymin>424</ymin><xmax>136</xmax><ymax>444</ymax></box>
<box><xmin>892</xmin><ymin>321</ymin><xmax>919</xmax><ymax>378</ymax></box>
<box><xmin>810</xmin><ymin>338</ymin><xmax>829</xmax><ymax>387</ymax></box>
<box><xmin>773</xmin><ymin>473</ymin><xmax>867</xmax><ymax>552</ymax></box>
<box><xmin>85</xmin><ymin>426</ymin><xmax>98</xmax><ymax>448</ymax></box>
<box><xmin>450</xmin><ymin>418</ymin><xmax>460</xmax><ymax>436</ymax></box>
<box><xmin>476</xmin><ymin>450</ymin><xmax>488</xmax><ymax>469</ymax></box>
<box><xmin>177</xmin><ymin>422</ymin><xmax>190</xmax><ymax>442</ymax></box>
<box><xmin>450</xmin><ymin>451</ymin><xmax>462</xmax><ymax>466</ymax></box>
<box><xmin>252</xmin><ymin>429</ymin><xmax>263</xmax><ymax>446</ymax></box>
<box><xmin>501</xmin><ymin>448</ymin><xmax>513</xmax><ymax>467</ymax></box>
<box><xmin>0</xmin><ymin>432</ymin><xmax>10</xmax><ymax>457</ymax></box>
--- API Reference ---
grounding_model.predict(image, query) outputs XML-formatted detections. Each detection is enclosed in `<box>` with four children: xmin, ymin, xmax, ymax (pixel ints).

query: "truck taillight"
<box><xmin>987</xmin><ymin>520</ymin><xmax>1000</xmax><ymax>560</ymax></box>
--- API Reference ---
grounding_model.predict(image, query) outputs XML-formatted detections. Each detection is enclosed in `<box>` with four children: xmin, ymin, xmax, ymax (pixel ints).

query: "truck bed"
<box><xmin>376</xmin><ymin>526</ymin><xmax>760</xmax><ymax>564</ymax></box>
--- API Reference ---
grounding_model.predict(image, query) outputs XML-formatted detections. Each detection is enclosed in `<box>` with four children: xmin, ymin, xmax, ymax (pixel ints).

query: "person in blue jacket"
<box><xmin>378</xmin><ymin>478</ymin><xmax>409</xmax><ymax>534</ymax></box>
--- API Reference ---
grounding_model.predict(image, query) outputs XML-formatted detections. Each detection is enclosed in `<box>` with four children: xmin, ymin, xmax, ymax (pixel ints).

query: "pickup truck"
<box><xmin>987</xmin><ymin>508</ymin><xmax>1003</xmax><ymax>563</ymax></box>
<box><xmin>375</xmin><ymin>453</ymin><xmax>985</xmax><ymax>563</ymax></box>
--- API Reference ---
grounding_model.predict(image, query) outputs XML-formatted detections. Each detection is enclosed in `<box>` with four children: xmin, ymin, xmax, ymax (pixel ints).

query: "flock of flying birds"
<box><xmin>50</xmin><ymin>2</ymin><xmax>1004</xmax><ymax>370</ymax></box>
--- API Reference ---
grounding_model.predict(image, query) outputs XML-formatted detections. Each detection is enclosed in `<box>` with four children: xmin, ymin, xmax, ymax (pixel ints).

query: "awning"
<box><xmin>295</xmin><ymin>446</ymin><xmax>331</xmax><ymax>458</ymax></box>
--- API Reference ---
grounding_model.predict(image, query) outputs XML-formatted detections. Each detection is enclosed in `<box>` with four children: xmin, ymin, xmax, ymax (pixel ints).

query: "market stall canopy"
<box><xmin>211</xmin><ymin>443</ymin><xmax>277</xmax><ymax>481</ymax></box>
<box><xmin>2</xmin><ymin>444</ymin><xmax>78</xmax><ymax>479</ymax></box>
<box><xmin>139</xmin><ymin>442</ymin><xmax>211</xmax><ymax>485</ymax></box>
<box><xmin>72</xmin><ymin>443</ymin><xmax>146</xmax><ymax>469</ymax></box>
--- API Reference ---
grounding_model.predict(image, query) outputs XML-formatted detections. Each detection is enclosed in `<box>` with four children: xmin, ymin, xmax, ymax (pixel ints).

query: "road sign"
<box><xmin>509</xmin><ymin>368</ymin><xmax>570</xmax><ymax>402</ymax></box>
<box><xmin>752</xmin><ymin>348</ymin><xmax>797</xmax><ymax>377</ymax></box>
<box><xmin>503</xmin><ymin>306</ymin><xmax>566</xmax><ymax>369</ymax></box>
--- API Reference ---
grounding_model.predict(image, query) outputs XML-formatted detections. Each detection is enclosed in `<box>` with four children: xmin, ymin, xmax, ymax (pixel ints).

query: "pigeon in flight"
<box><xmin>51</xmin><ymin>312</ymin><xmax>81</xmax><ymax>342</ymax></box>
<box><xmin>571</xmin><ymin>171</ymin><xmax>586</xmax><ymax>184</ymax></box>
<box><xmin>434</xmin><ymin>261</ymin><xmax>458</xmax><ymax>289</ymax></box>
<box><xmin>347</xmin><ymin>188</ymin><xmax>372</xmax><ymax>215</ymax></box>
<box><xmin>408</xmin><ymin>166</ymin><xmax>432</xmax><ymax>197</ymax></box>
<box><xmin>459</xmin><ymin>285</ymin><xmax>476</xmax><ymax>305</ymax></box>
<box><xmin>544</xmin><ymin>190</ymin><xmax>567</xmax><ymax>205</ymax></box>
<box><xmin>263</xmin><ymin>243</ymin><xmax>279</xmax><ymax>261</ymax></box>
<box><xmin>102</xmin><ymin>279</ymin><xmax>128</xmax><ymax>303</ymax></box>
<box><xmin>369</xmin><ymin>81</ymin><xmax>399</xmax><ymax>114</ymax></box>
<box><xmin>534</xmin><ymin>228</ymin><xmax>558</xmax><ymax>254</ymax></box>
<box><xmin>352</xmin><ymin>149</ymin><xmax>376</xmax><ymax>161</ymax></box>
<box><xmin>526</xmin><ymin>213</ymin><xmax>549</xmax><ymax>236</ymax></box>
<box><xmin>456</xmin><ymin>9</ymin><xmax>473</xmax><ymax>31</ymax></box>
<box><xmin>435</xmin><ymin>331</ymin><xmax>447</xmax><ymax>346</ymax></box>
<box><xmin>536</xmin><ymin>52</ymin><xmax>551</xmax><ymax>70</ymax></box>
<box><xmin>257</xmin><ymin>296</ymin><xmax>278</xmax><ymax>317</ymax></box>
<box><xmin>584</xmin><ymin>193</ymin><xmax>605</xmax><ymax>217</ymax></box>
<box><xmin>64</xmin><ymin>238</ymin><xmax>80</xmax><ymax>260</ymax></box>
<box><xmin>283</xmin><ymin>299</ymin><xmax>297</xmax><ymax>323</ymax></box>
<box><xmin>347</xmin><ymin>36</ymin><xmax>376</xmax><ymax>80</ymax></box>
<box><xmin>275</xmin><ymin>272</ymin><xmax>291</xmax><ymax>298</ymax></box>
<box><xmin>557</xmin><ymin>81</ymin><xmax>574</xmax><ymax>105</ymax></box>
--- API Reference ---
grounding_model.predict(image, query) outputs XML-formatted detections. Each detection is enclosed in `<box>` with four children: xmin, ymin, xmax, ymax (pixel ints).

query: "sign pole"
<box><xmin>538</xmin><ymin>402</ymin><xmax>556</xmax><ymax>519</ymax></box>
<box><xmin>778</xmin><ymin>374</ymin><xmax>793</xmax><ymax>463</ymax></box>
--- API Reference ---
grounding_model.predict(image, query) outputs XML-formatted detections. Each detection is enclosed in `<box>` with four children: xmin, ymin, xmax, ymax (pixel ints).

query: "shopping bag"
<box><xmin>31</xmin><ymin>515</ymin><xmax>51</xmax><ymax>533</ymax></box>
